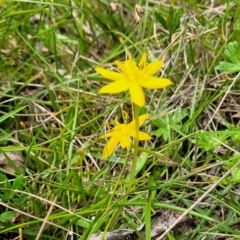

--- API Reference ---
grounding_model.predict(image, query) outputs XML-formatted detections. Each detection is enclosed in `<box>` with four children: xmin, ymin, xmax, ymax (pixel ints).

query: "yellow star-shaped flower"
<box><xmin>99</xmin><ymin>114</ymin><xmax>151</xmax><ymax>158</ymax></box>
<box><xmin>95</xmin><ymin>53</ymin><xmax>172</xmax><ymax>107</ymax></box>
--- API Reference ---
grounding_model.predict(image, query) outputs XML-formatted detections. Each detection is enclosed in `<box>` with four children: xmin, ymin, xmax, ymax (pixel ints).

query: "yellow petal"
<box><xmin>95</xmin><ymin>67</ymin><xmax>124</xmax><ymax>81</ymax></box>
<box><xmin>138</xmin><ymin>114</ymin><xmax>150</xmax><ymax>127</ymax></box>
<box><xmin>128</xmin><ymin>114</ymin><xmax>150</xmax><ymax>128</ymax></box>
<box><xmin>98</xmin><ymin>131</ymin><xmax>114</xmax><ymax>139</ymax></box>
<box><xmin>142</xmin><ymin>60</ymin><xmax>163</xmax><ymax>76</ymax></box>
<box><xmin>102</xmin><ymin>135</ymin><xmax>119</xmax><ymax>158</ymax></box>
<box><xmin>140</xmin><ymin>77</ymin><xmax>172</xmax><ymax>89</ymax></box>
<box><xmin>127</xmin><ymin>128</ymin><xmax>137</xmax><ymax>138</ymax></box>
<box><xmin>138</xmin><ymin>52</ymin><xmax>147</xmax><ymax>68</ymax></box>
<box><xmin>129</xmin><ymin>82</ymin><xmax>145</xmax><ymax>107</ymax></box>
<box><xmin>99</xmin><ymin>79</ymin><xmax>130</xmax><ymax>94</ymax></box>
<box><xmin>125</xmin><ymin>57</ymin><xmax>138</xmax><ymax>75</ymax></box>
<box><xmin>120</xmin><ymin>134</ymin><xmax>131</xmax><ymax>148</ymax></box>
<box><xmin>128</xmin><ymin>129</ymin><xmax>152</xmax><ymax>140</ymax></box>
<box><xmin>138</xmin><ymin>131</ymin><xmax>152</xmax><ymax>140</ymax></box>
<box><xmin>115</xmin><ymin>60</ymin><xmax>126</xmax><ymax>73</ymax></box>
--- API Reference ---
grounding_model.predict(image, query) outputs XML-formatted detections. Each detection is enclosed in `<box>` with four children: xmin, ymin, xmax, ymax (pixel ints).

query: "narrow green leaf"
<box><xmin>167</xmin><ymin>232</ymin><xmax>176</xmax><ymax>240</ymax></box>
<box><xmin>167</xmin><ymin>6</ymin><xmax>174</xmax><ymax>32</ymax></box>
<box><xmin>0</xmin><ymin>106</ymin><xmax>26</xmax><ymax>124</ymax></box>
<box><xmin>154</xmin><ymin>12</ymin><xmax>167</xmax><ymax>29</ymax></box>
<box><xmin>172</xmin><ymin>7</ymin><xmax>183</xmax><ymax>32</ymax></box>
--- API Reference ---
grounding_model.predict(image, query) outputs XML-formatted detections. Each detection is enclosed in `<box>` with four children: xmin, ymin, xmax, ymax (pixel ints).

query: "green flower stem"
<box><xmin>108</xmin><ymin>104</ymin><xmax>140</xmax><ymax>230</ymax></box>
<box><xmin>127</xmin><ymin>103</ymin><xmax>140</xmax><ymax>192</ymax></box>
<box><xmin>104</xmin><ymin>153</ymin><xmax>129</xmax><ymax>232</ymax></box>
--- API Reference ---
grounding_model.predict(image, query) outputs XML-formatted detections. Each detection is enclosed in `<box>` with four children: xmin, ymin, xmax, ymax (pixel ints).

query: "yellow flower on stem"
<box><xmin>95</xmin><ymin>52</ymin><xmax>172</xmax><ymax>107</ymax></box>
<box><xmin>99</xmin><ymin>114</ymin><xmax>151</xmax><ymax>158</ymax></box>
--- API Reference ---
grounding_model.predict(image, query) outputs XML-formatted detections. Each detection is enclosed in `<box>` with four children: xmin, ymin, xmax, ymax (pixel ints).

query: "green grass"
<box><xmin>1</xmin><ymin>0</ymin><xmax>240</xmax><ymax>239</ymax></box>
